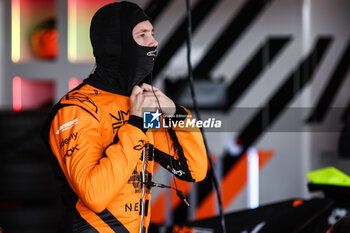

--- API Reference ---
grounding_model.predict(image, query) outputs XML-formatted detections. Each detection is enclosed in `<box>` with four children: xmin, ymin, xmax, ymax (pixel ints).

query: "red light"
<box><xmin>13</xmin><ymin>76</ymin><xmax>22</xmax><ymax>111</ymax></box>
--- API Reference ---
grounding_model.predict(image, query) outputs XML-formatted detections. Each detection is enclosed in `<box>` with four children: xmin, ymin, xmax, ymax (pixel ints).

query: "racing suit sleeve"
<box><xmin>153</xmin><ymin>105</ymin><xmax>208</xmax><ymax>182</ymax></box>
<box><xmin>49</xmin><ymin>105</ymin><xmax>148</xmax><ymax>213</ymax></box>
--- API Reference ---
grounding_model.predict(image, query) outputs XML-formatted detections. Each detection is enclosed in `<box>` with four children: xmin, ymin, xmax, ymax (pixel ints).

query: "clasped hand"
<box><xmin>130</xmin><ymin>83</ymin><xmax>176</xmax><ymax>118</ymax></box>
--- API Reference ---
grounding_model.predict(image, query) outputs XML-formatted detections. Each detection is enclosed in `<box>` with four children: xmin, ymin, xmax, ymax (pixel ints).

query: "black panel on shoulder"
<box><xmin>65</xmin><ymin>92</ymin><xmax>98</xmax><ymax>114</ymax></box>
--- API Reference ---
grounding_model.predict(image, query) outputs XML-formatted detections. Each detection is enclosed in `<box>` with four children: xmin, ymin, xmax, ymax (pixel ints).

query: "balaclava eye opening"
<box><xmin>89</xmin><ymin>1</ymin><xmax>157</xmax><ymax>95</ymax></box>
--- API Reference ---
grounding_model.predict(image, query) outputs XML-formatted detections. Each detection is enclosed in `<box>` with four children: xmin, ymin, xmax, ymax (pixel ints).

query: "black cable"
<box><xmin>143</xmin><ymin>181</ymin><xmax>190</xmax><ymax>207</ymax></box>
<box><xmin>141</xmin><ymin>72</ymin><xmax>190</xmax><ymax>206</ymax></box>
<box><xmin>148</xmin><ymin>74</ymin><xmax>190</xmax><ymax>215</ymax></box>
<box><xmin>185</xmin><ymin>1</ymin><xmax>227</xmax><ymax>232</ymax></box>
<box><xmin>150</xmin><ymin>73</ymin><xmax>181</xmax><ymax>193</ymax></box>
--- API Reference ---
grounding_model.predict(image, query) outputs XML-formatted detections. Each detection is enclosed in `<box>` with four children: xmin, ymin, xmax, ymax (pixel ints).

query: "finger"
<box><xmin>143</xmin><ymin>95</ymin><xmax>159</xmax><ymax>107</ymax></box>
<box><xmin>142</xmin><ymin>92</ymin><xmax>162</xmax><ymax>97</ymax></box>
<box><xmin>140</xmin><ymin>83</ymin><xmax>152</xmax><ymax>91</ymax></box>
<box><xmin>140</xmin><ymin>83</ymin><xmax>159</xmax><ymax>92</ymax></box>
<box><xmin>131</xmin><ymin>85</ymin><xmax>143</xmax><ymax>96</ymax></box>
<box><xmin>142</xmin><ymin>94</ymin><xmax>157</xmax><ymax>103</ymax></box>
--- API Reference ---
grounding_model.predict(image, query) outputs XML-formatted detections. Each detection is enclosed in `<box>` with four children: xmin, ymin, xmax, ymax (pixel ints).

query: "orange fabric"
<box><xmin>48</xmin><ymin>84</ymin><xmax>207</xmax><ymax>232</ymax></box>
<box><xmin>76</xmin><ymin>201</ymin><xmax>116</xmax><ymax>233</ymax></box>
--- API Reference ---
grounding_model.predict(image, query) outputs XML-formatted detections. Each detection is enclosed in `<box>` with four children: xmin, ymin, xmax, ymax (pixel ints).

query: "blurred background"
<box><xmin>1</xmin><ymin>0</ymin><xmax>350</xmax><ymax>232</ymax></box>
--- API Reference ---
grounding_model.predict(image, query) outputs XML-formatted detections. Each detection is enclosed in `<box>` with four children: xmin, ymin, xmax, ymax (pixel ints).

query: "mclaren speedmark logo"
<box><xmin>56</xmin><ymin>118</ymin><xmax>78</xmax><ymax>134</ymax></box>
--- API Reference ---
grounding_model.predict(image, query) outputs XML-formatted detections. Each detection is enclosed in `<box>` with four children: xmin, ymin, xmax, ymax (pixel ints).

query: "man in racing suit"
<box><xmin>42</xmin><ymin>1</ymin><xmax>208</xmax><ymax>233</ymax></box>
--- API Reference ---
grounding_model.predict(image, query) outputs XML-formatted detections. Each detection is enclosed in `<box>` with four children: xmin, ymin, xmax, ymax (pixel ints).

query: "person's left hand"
<box><xmin>140</xmin><ymin>83</ymin><xmax>176</xmax><ymax>117</ymax></box>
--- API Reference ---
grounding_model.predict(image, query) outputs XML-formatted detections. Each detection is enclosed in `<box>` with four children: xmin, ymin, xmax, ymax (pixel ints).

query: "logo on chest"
<box><xmin>127</xmin><ymin>168</ymin><xmax>152</xmax><ymax>194</ymax></box>
<box><xmin>110</xmin><ymin>110</ymin><xmax>129</xmax><ymax>133</ymax></box>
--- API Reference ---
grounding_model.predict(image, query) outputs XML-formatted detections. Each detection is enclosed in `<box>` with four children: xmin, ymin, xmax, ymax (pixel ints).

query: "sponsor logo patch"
<box><xmin>110</xmin><ymin>110</ymin><xmax>129</xmax><ymax>133</ymax></box>
<box><xmin>133</xmin><ymin>140</ymin><xmax>145</xmax><ymax>151</ymax></box>
<box><xmin>63</xmin><ymin>144</ymin><xmax>79</xmax><ymax>163</ymax></box>
<box><xmin>127</xmin><ymin>168</ymin><xmax>152</xmax><ymax>194</ymax></box>
<box><xmin>56</xmin><ymin>118</ymin><xmax>78</xmax><ymax>134</ymax></box>
<box><xmin>147</xmin><ymin>49</ymin><xmax>158</xmax><ymax>57</ymax></box>
<box><xmin>60</xmin><ymin>132</ymin><xmax>78</xmax><ymax>149</ymax></box>
<box><xmin>167</xmin><ymin>165</ymin><xmax>185</xmax><ymax>176</ymax></box>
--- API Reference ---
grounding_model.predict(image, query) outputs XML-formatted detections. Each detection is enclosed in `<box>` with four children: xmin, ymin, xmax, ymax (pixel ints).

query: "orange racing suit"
<box><xmin>42</xmin><ymin>79</ymin><xmax>208</xmax><ymax>233</ymax></box>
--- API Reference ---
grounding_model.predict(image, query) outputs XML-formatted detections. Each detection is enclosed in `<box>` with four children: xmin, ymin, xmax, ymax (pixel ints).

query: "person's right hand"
<box><xmin>130</xmin><ymin>85</ymin><xmax>159</xmax><ymax>117</ymax></box>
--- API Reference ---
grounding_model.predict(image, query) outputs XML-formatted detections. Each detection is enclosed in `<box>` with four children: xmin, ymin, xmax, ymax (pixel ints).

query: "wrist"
<box><xmin>128</xmin><ymin>115</ymin><xmax>147</xmax><ymax>133</ymax></box>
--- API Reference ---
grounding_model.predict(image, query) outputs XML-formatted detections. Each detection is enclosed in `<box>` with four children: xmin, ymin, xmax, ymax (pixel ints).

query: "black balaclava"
<box><xmin>88</xmin><ymin>1</ymin><xmax>157</xmax><ymax>95</ymax></box>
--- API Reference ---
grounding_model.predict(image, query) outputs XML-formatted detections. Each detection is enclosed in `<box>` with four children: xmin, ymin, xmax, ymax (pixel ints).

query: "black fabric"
<box><xmin>97</xmin><ymin>209</ymin><xmax>130</xmax><ymax>233</ymax></box>
<box><xmin>154</xmin><ymin>147</ymin><xmax>195</xmax><ymax>182</ymax></box>
<box><xmin>89</xmin><ymin>1</ymin><xmax>158</xmax><ymax>95</ymax></box>
<box><xmin>73</xmin><ymin>208</ymin><xmax>99</xmax><ymax>233</ymax></box>
<box><xmin>84</xmin><ymin>78</ymin><xmax>130</xmax><ymax>96</ymax></box>
<box><xmin>128</xmin><ymin>115</ymin><xmax>148</xmax><ymax>133</ymax></box>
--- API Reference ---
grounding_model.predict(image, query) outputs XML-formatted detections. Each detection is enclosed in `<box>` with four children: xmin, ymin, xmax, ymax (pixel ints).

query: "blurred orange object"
<box><xmin>172</xmin><ymin>225</ymin><xmax>194</xmax><ymax>233</ymax></box>
<box><xmin>31</xmin><ymin>18</ymin><xmax>58</xmax><ymax>59</ymax></box>
<box><xmin>293</xmin><ymin>199</ymin><xmax>304</xmax><ymax>207</ymax></box>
